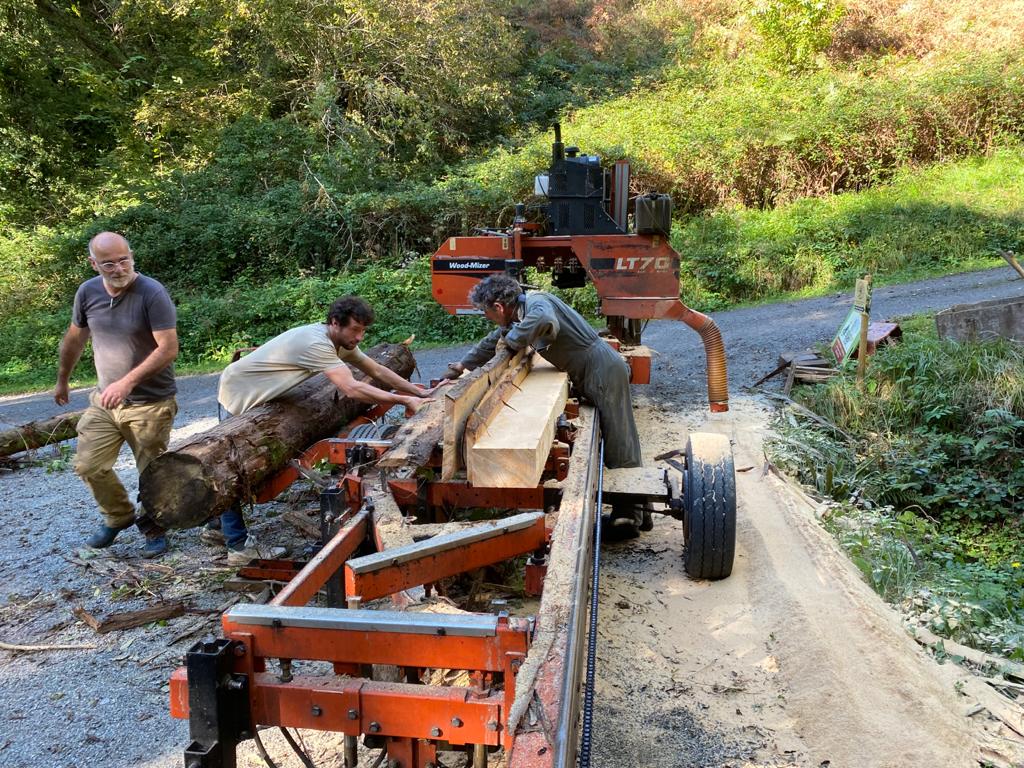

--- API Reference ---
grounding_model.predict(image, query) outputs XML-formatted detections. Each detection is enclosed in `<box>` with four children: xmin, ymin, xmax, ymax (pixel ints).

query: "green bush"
<box><xmin>769</xmin><ymin>325</ymin><xmax>1024</xmax><ymax>526</ymax></box>
<box><xmin>673</xmin><ymin>147</ymin><xmax>1024</xmax><ymax>307</ymax></box>
<box><xmin>750</xmin><ymin>0</ymin><xmax>845</xmax><ymax>71</ymax></box>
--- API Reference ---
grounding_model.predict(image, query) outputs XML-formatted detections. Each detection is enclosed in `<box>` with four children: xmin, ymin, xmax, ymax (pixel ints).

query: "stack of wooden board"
<box><xmin>466</xmin><ymin>359</ymin><xmax>569</xmax><ymax>488</ymax></box>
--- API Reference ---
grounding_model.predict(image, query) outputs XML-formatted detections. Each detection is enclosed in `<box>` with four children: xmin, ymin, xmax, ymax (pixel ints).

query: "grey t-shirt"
<box><xmin>72</xmin><ymin>274</ymin><xmax>177</xmax><ymax>403</ymax></box>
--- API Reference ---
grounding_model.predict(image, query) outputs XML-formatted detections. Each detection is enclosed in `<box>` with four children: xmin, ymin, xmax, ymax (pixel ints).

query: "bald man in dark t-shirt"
<box><xmin>55</xmin><ymin>232</ymin><xmax>179</xmax><ymax>557</ymax></box>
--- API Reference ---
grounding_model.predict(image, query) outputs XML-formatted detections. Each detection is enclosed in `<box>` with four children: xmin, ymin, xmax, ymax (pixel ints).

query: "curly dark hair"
<box><xmin>327</xmin><ymin>296</ymin><xmax>375</xmax><ymax>327</ymax></box>
<box><xmin>468</xmin><ymin>274</ymin><xmax>523</xmax><ymax>310</ymax></box>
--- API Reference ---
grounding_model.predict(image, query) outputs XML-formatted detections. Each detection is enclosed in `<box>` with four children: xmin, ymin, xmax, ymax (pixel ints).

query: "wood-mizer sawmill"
<box><xmin>156</xmin><ymin>126</ymin><xmax>737</xmax><ymax>768</ymax></box>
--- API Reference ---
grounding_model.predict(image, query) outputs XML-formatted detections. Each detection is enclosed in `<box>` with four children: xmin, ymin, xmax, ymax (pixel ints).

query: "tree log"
<box><xmin>139</xmin><ymin>343</ymin><xmax>415</xmax><ymax>530</ymax></box>
<box><xmin>376</xmin><ymin>397</ymin><xmax>445</xmax><ymax>469</ymax></box>
<box><xmin>0</xmin><ymin>410</ymin><xmax>83</xmax><ymax>457</ymax></box>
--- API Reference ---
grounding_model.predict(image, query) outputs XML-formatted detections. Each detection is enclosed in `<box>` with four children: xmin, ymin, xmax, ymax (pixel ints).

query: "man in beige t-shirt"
<box><xmin>209</xmin><ymin>296</ymin><xmax>437</xmax><ymax>564</ymax></box>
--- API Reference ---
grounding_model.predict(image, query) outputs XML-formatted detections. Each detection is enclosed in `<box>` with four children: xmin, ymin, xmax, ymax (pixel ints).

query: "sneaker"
<box><xmin>199</xmin><ymin>524</ymin><xmax>226</xmax><ymax>546</ymax></box>
<box><xmin>226</xmin><ymin>536</ymin><xmax>287</xmax><ymax>567</ymax></box>
<box><xmin>142</xmin><ymin>534</ymin><xmax>168</xmax><ymax>558</ymax></box>
<box><xmin>86</xmin><ymin>521</ymin><xmax>134</xmax><ymax>549</ymax></box>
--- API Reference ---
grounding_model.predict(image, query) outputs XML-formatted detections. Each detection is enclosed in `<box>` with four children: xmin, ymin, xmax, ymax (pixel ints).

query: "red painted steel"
<box><xmin>387</xmin><ymin>479</ymin><xmax>546</xmax><ymax>509</ymax></box>
<box><xmin>171</xmin><ymin>671</ymin><xmax>505</xmax><ymax>746</ymax></box>
<box><xmin>218</xmin><ymin>618</ymin><xmax>531</xmax><ymax>671</ymax></box>
<box><xmin>271</xmin><ymin>511</ymin><xmax>369</xmax><ymax>606</ymax></box>
<box><xmin>344</xmin><ymin>515</ymin><xmax>547</xmax><ymax>601</ymax></box>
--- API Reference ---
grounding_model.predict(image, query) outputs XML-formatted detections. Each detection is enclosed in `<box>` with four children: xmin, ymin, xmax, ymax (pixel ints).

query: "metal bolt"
<box><xmin>369</xmin><ymin>721</ymin><xmax>381</xmax><ymax>733</ymax></box>
<box><xmin>486</xmin><ymin>720</ymin><xmax>499</xmax><ymax>732</ymax></box>
<box><xmin>450</xmin><ymin>717</ymin><xmax>463</xmax><ymax>728</ymax></box>
<box><xmin>311</xmin><ymin>705</ymin><xmax>322</xmax><ymax>717</ymax></box>
<box><xmin>430</xmin><ymin>726</ymin><xmax>442</xmax><ymax>737</ymax></box>
<box><xmin>347</xmin><ymin>708</ymin><xmax>359</xmax><ymax>720</ymax></box>
<box><xmin>233</xmin><ymin>643</ymin><xmax>247</xmax><ymax>657</ymax></box>
<box><xmin>226</xmin><ymin>678</ymin><xmax>245</xmax><ymax>691</ymax></box>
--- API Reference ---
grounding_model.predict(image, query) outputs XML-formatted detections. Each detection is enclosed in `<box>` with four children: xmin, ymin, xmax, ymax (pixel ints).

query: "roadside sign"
<box><xmin>831</xmin><ymin>308</ymin><xmax>863</xmax><ymax>367</ymax></box>
<box><xmin>853</xmin><ymin>277</ymin><xmax>872</xmax><ymax>313</ymax></box>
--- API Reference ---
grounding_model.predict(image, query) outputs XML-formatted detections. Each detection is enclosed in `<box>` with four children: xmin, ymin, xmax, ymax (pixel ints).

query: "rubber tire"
<box><xmin>682</xmin><ymin>432</ymin><xmax>736</xmax><ymax>580</ymax></box>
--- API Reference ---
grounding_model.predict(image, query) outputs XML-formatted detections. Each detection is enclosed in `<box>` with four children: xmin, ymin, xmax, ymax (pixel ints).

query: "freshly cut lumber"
<box><xmin>139</xmin><ymin>343</ymin><xmax>415</xmax><ymax>530</ymax></box>
<box><xmin>467</xmin><ymin>359</ymin><xmax>568</xmax><ymax>488</ymax></box>
<box><xmin>377</xmin><ymin>396</ymin><xmax>445</xmax><ymax>469</ymax></box>
<box><xmin>464</xmin><ymin>352</ymin><xmax>533</xmax><ymax>444</ymax></box>
<box><xmin>440</xmin><ymin>346</ymin><xmax>518</xmax><ymax>481</ymax></box>
<box><xmin>0</xmin><ymin>410</ymin><xmax>83</xmax><ymax>457</ymax></box>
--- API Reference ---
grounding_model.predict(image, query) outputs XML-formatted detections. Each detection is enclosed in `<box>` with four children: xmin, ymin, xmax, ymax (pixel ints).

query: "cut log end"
<box><xmin>140</xmin><ymin>453</ymin><xmax>216</xmax><ymax>529</ymax></box>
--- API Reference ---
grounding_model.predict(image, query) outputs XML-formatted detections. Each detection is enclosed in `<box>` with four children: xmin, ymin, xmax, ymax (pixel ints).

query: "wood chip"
<box><xmin>73</xmin><ymin>602</ymin><xmax>186</xmax><ymax>634</ymax></box>
<box><xmin>0</xmin><ymin>640</ymin><xmax>97</xmax><ymax>652</ymax></box>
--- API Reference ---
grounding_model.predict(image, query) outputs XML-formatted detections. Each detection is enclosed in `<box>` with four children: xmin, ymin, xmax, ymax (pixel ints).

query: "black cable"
<box><xmin>578</xmin><ymin>440</ymin><xmax>605</xmax><ymax>768</ymax></box>
<box><xmin>279</xmin><ymin>727</ymin><xmax>317</xmax><ymax>768</ymax></box>
<box><xmin>252</xmin><ymin>728</ymin><xmax>280</xmax><ymax>768</ymax></box>
<box><xmin>369</xmin><ymin>747</ymin><xmax>388</xmax><ymax>768</ymax></box>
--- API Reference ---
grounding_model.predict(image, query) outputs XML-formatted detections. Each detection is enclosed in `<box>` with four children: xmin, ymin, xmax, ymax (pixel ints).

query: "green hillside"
<box><xmin>3</xmin><ymin>0</ymin><xmax>1024</xmax><ymax>391</ymax></box>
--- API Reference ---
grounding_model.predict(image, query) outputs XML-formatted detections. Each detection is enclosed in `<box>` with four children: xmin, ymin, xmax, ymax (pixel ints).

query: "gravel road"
<box><xmin>0</xmin><ymin>265</ymin><xmax>1021</xmax><ymax>768</ymax></box>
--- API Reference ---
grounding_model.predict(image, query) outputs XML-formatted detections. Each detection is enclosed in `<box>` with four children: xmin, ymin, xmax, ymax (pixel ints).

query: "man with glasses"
<box><xmin>55</xmin><ymin>231</ymin><xmax>178</xmax><ymax>557</ymax></box>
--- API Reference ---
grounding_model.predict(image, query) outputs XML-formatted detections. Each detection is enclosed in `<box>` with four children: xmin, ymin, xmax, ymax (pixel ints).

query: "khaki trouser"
<box><xmin>74</xmin><ymin>392</ymin><xmax>178</xmax><ymax>527</ymax></box>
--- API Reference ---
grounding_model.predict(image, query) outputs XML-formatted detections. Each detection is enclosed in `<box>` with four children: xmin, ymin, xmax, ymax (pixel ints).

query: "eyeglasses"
<box><xmin>94</xmin><ymin>256</ymin><xmax>133</xmax><ymax>272</ymax></box>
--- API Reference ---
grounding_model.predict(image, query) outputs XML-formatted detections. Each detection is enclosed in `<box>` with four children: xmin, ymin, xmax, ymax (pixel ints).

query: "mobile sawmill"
<box><xmin>168</xmin><ymin>126</ymin><xmax>737</xmax><ymax>768</ymax></box>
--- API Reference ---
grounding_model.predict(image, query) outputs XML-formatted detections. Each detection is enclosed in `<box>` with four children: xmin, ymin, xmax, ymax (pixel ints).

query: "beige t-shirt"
<box><xmin>218</xmin><ymin>323</ymin><xmax>370</xmax><ymax>415</ymax></box>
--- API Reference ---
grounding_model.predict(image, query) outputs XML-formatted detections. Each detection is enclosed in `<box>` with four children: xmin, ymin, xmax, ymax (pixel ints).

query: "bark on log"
<box><xmin>376</xmin><ymin>397</ymin><xmax>445</xmax><ymax>469</ymax></box>
<box><xmin>0</xmin><ymin>410</ymin><xmax>83</xmax><ymax>457</ymax></box>
<box><xmin>139</xmin><ymin>343</ymin><xmax>415</xmax><ymax>530</ymax></box>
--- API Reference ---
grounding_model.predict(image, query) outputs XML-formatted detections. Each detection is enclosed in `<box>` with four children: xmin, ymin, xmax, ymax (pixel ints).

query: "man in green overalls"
<box><xmin>447</xmin><ymin>274</ymin><xmax>648</xmax><ymax>538</ymax></box>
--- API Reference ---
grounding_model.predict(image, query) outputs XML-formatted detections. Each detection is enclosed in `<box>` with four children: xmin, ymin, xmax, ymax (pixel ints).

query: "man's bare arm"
<box><xmin>324</xmin><ymin>364</ymin><xmax>430</xmax><ymax>414</ymax></box>
<box><xmin>55</xmin><ymin>324</ymin><xmax>91</xmax><ymax>405</ymax></box>
<box><xmin>98</xmin><ymin>328</ymin><xmax>179</xmax><ymax>409</ymax></box>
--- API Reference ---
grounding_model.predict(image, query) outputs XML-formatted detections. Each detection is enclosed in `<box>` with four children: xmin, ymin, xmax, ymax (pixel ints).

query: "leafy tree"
<box><xmin>749</xmin><ymin>0</ymin><xmax>844</xmax><ymax>71</ymax></box>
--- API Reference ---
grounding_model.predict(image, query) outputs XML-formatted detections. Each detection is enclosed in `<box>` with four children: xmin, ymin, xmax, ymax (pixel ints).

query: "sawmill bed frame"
<box><xmin>170</xmin><ymin>400</ymin><xmax>612</xmax><ymax>768</ymax></box>
<box><xmin>169</xmin><ymin>396</ymin><xmax>733</xmax><ymax>768</ymax></box>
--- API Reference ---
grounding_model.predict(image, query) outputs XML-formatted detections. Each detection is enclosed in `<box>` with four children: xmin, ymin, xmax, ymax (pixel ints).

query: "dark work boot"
<box><xmin>639</xmin><ymin>509</ymin><xmax>654</xmax><ymax>532</ymax></box>
<box><xmin>85</xmin><ymin>521</ymin><xmax>134</xmax><ymax>549</ymax></box>
<box><xmin>603</xmin><ymin>504</ymin><xmax>643</xmax><ymax>542</ymax></box>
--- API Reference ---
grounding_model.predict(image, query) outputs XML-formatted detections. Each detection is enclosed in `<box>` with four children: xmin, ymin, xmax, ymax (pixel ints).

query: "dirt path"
<box><xmin>1</xmin><ymin>266</ymin><xmax>1021</xmax><ymax>767</ymax></box>
<box><xmin>589</xmin><ymin>395</ymin><xmax>993</xmax><ymax>767</ymax></box>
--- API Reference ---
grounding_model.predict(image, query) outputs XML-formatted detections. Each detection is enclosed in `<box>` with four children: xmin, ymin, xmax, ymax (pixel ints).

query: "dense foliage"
<box><xmin>767</xmin><ymin>317</ymin><xmax>1024</xmax><ymax>657</ymax></box>
<box><xmin>3</xmin><ymin>0</ymin><xmax>1024</xmax><ymax>395</ymax></box>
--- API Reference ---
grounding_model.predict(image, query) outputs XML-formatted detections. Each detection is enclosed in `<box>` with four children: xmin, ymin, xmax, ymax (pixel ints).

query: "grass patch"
<box><xmin>767</xmin><ymin>313</ymin><xmax>1024</xmax><ymax>659</ymax></box>
<box><xmin>674</xmin><ymin>146</ymin><xmax>1024</xmax><ymax>309</ymax></box>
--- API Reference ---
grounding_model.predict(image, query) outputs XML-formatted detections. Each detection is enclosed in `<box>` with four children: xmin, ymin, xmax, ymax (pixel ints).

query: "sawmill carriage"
<box><xmin>168</xmin><ymin>127</ymin><xmax>737</xmax><ymax>768</ymax></box>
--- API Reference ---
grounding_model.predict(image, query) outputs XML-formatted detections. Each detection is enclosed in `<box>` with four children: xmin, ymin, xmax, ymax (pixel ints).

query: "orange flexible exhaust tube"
<box><xmin>669</xmin><ymin>302</ymin><xmax>729</xmax><ymax>412</ymax></box>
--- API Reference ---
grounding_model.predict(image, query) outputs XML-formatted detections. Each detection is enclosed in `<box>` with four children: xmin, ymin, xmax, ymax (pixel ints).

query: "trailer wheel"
<box><xmin>683</xmin><ymin>432</ymin><xmax>736</xmax><ymax>580</ymax></box>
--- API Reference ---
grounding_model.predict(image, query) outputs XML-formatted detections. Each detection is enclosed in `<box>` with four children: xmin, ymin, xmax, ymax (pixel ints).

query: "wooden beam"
<box><xmin>464</xmin><ymin>353</ymin><xmax>533</xmax><ymax>445</ymax></box>
<box><xmin>440</xmin><ymin>346</ymin><xmax>518</xmax><ymax>481</ymax></box>
<box><xmin>467</xmin><ymin>359</ymin><xmax>568</xmax><ymax>488</ymax></box>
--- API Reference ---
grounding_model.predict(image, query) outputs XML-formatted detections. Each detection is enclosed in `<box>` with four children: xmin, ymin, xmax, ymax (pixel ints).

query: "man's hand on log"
<box><xmin>419</xmin><ymin>379</ymin><xmax>455</xmax><ymax>395</ymax></box>
<box><xmin>403</xmin><ymin>395</ymin><xmax>433</xmax><ymax>417</ymax></box>
<box><xmin>443</xmin><ymin>362</ymin><xmax>465</xmax><ymax>380</ymax></box>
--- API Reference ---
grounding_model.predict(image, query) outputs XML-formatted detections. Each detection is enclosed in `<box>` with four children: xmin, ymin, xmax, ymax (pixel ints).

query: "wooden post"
<box><xmin>856</xmin><ymin>275</ymin><xmax>872</xmax><ymax>384</ymax></box>
<box><xmin>999</xmin><ymin>249</ymin><xmax>1024</xmax><ymax>280</ymax></box>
